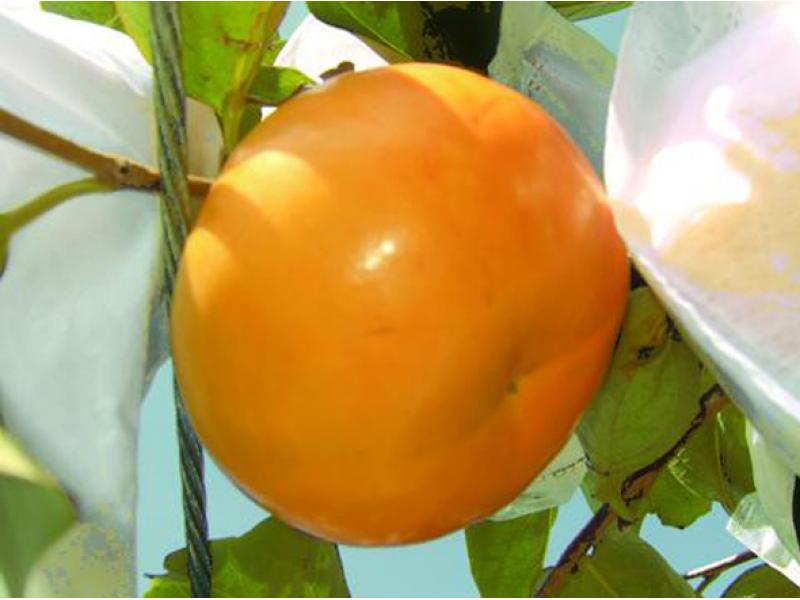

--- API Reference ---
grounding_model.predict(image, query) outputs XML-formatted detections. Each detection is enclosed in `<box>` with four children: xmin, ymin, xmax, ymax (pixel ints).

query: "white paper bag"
<box><xmin>607</xmin><ymin>1</ymin><xmax>800</xmax><ymax>468</ymax></box>
<box><xmin>606</xmin><ymin>0</ymin><xmax>800</xmax><ymax>583</ymax></box>
<box><xmin>276</xmin><ymin>14</ymin><xmax>388</xmax><ymax>80</ymax></box>
<box><xmin>726</xmin><ymin>426</ymin><xmax>800</xmax><ymax>584</ymax></box>
<box><xmin>489</xmin><ymin>435</ymin><xmax>586</xmax><ymax>522</ymax></box>
<box><xmin>488</xmin><ymin>1</ymin><xmax>615</xmax><ymax>176</ymax></box>
<box><xmin>0</xmin><ymin>9</ymin><xmax>220</xmax><ymax>596</ymax></box>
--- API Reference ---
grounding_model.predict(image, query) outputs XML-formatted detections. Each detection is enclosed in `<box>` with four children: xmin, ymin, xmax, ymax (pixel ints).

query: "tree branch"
<box><xmin>537</xmin><ymin>385</ymin><xmax>731</xmax><ymax>597</ymax></box>
<box><xmin>684</xmin><ymin>550</ymin><xmax>758</xmax><ymax>595</ymax></box>
<box><xmin>684</xmin><ymin>550</ymin><xmax>758</xmax><ymax>580</ymax></box>
<box><xmin>536</xmin><ymin>504</ymin><xmax>619</xmax><ymax>597</ymax></box>
<box><xmin>0</xmin><ymin>107</ymin><xmax>213</xmax><ymax>197</ymax></box>
<box><xmin>622</xmin><ymin>384</ymin><xmax>729</xmax><ymax>502</ymax></box>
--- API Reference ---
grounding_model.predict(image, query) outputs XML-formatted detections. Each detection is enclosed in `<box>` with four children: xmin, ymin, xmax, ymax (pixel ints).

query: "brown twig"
<box><xmin>0</xmin><ymin>107</ymin><xmax>213</xmax><ymax>197</ymax></box>
<box><xmin>684</xmin><ymin>550</ymin><xmax>758</xmax><ymax>580</ymax></box>
<box><xmin>684</xmin><ymin>550</ymin><xmax>758</xmax><ymax>595</ymax></box>
<box><xmin>622</xmin><ymin>384</ymin><xmax>729</xmax><ymax>502</ymax></box>
<box><xmin>536</xmin><ymin>504</ymin><xmax>619</xmax><ymax>596</ymax></box>
<box><xmin>537</xmin><ymin>385</ymin><xmax>731</xmax><ymax>597</ymax></box>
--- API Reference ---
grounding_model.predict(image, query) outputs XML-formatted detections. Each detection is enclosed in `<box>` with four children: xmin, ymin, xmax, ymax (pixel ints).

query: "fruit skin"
<box><xmin>171</xmin><ymin>63</ymin><xmax>629</xmax><ymax>545</ymax></box>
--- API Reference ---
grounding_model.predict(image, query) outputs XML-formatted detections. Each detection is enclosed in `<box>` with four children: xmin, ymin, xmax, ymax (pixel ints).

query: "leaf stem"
<box><xmin>219</xmin><ymin>1</ymin><xmax>289</xmax><ymax>156</ymax></box>
<box><xmin>2</xmin><ymin>178</ymin><xmax>110</xmax><ymax>232</ymax></box>
<box><xmin>0</xmin><ymin>177</ymin><xmax>111</xmax><ymax>274</ymax></box>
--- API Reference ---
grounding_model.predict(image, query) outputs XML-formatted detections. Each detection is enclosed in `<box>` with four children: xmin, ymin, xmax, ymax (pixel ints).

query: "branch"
<box><xmin>0</xmin><ymin>107</ymin><xmax>213</xmax><ymax>197</ymax></box>
<box><xmin>537</xmin><ymin>385</ymin><xmax>731</xmax><ymax>597</ymax></box>
<box><xmin>684</xmin><ymin>550</ymin><xmax>758</xmax><ymax>580</ymax></box>
<box><xmin>684</xmin><ymin>550</ymin><xmax>758</xmax><ymax>595</ymax></box>
<box><xmin>622</xmin><ymin>384</ymin><xmax>729</xmax><ymax>502</ymax></box>
<box><xmin>536</xmin><ymin>504</ymin><xmax>619</xmax><ymax>597</ymax></box>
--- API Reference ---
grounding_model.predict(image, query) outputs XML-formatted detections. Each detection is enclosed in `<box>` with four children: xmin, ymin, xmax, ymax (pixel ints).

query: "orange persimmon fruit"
<box><xmin>171</xmin><ymin>63</ymin><xmax>628</xmax><ymax>545</ymax></box>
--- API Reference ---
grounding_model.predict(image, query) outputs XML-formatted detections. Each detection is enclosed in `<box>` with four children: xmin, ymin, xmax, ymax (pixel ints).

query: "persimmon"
<box><xmin>171</xmin><ymin>63</ymin><xmax>628</xmax><ymax>545</ymax></box>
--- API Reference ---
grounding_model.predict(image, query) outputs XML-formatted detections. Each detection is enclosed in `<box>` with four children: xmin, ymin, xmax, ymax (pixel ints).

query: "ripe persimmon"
<box><xmin>171</xmin><ymin>63</ymin><xmax>628</xmax><ymax>545</ymax></box>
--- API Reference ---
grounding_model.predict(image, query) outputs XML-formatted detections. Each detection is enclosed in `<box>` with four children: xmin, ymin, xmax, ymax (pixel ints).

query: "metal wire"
<box><xmin>149</xmin><ymin>3</ymin><xmax>212</xmax><ymax>597</ymax></box>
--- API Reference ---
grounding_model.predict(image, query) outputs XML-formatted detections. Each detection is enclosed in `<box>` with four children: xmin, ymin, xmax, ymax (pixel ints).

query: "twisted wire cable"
<box><xmin>149</xmin><ymin>4</ymin><xmax>212</xmax><ymax>597</ymax></box>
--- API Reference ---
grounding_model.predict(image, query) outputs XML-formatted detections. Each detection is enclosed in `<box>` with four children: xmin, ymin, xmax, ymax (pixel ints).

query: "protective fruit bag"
<box><xmin>605</xmin><ymin>1</ymin><xmax>800</xmax><ymax>583</ymax></box>
<box><xmin>0</xmin><ymin>8</ymin><xmax>219</xmax><ymax>595</ymax></box>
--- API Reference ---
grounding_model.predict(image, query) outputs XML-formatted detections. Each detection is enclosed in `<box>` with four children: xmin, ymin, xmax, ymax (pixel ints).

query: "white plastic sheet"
<box><xmin>607</xmin><ymin>0</ymin><xmax>800</xmax><ymax>583</ymax></box>
<box><xmin>489</xmin><ymin>435</ymin><xmax>586</xmax><ymax>522</ymax></box>
<box><xmin>488</xmin><ymin>1</ymin><xmax>615</xmax><ymax>176</ymax></box>
<box><xmin>726</xmin><ymin>426</ymin><xmax>800</xmax><ymax>583</ymax></box>
<box><xmin>0</xmin><ymin>9</ymin><xmax>219</xmax><ymax>596</ymax></box>
<box><xmin>275</xmin><ymin>14</ymin><xmax>388</xmax><ymax>80</ymax></box>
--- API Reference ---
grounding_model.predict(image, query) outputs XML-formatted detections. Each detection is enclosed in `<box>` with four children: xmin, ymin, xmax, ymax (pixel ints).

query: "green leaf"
<box><xmin>116</xmin><ymin>1</ymin><xmax>288</xmax><ymax>151</ymax></box>
<box><xmin>0</xmin><ymin>428</ymin><xmax>76</xmax><ymax>597</ymax></box>
<box><xmin>717</xmin><ymin>404</ymin><xmax>756</xmax><ymax>507</ymax></box>
<box><xmin>238</xmin><ymin>105</ymin><xmax>264</xmax><ymax>144</ymax></box>
<box><xmin>248</xmin><ymin>66</ymin><xmax>315</xmax><ymax>106</ymax></box>
<box><xmin>41</xmin><ymin>1</ymin><xmax>123</xmax><ymax>30</ymax></box>
<box><xmin>145</xmin><ymin>517</ymin><xmax>350</xmax><ymax>598</ymax></box>
<box><xmin>644</xmin><ymin>466</ymin><xmax>712</xmax><ymax>529</ymax></box>
<box><xmin>306</xmin><ymin>2</ymin><xmax>502</xmax><ymax>71</ymax></box>
<box><xmin>724</xmin><ymin>564</ymin><xmax>800</xmax><ymax>597</ymax></box>
<box><xmin>548</xmin><ymin>1</ymin><xmax>632</xmax><ymax>21</ymax></box>
<box><xmin>557</xmin><ymin>529</ymin><xmax>696</xmax><ymax>597</ymax></box>
<box><xmin>262</xmin><ymin>38</ymin><xmax>287</xmax><ymax>66</ymax></box>
<box><xmin>670</xmin><ymin>404</ymin><xmax>755</xmax><ymax>514</ymax></box>
<box><xmin>578</xmin><ymin>288</ymin><xmax>709</xmax><ymax>518</ymax></box>
<box><xmin>466</xmin><ymin>509</ymin><xmax>556</xmax><ymax>597</ymax></box>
